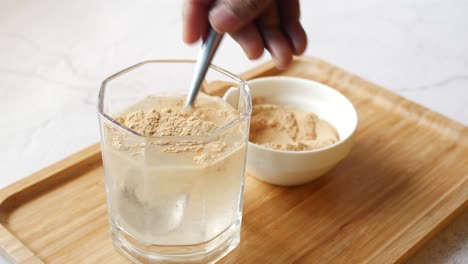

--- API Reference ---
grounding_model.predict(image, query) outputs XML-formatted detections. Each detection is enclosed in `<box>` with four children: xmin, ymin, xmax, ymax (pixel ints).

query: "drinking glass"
<box><xmin>97</xmin><ymin>60</ymin><xmax>251</xmax><ymax>263</ymax></box>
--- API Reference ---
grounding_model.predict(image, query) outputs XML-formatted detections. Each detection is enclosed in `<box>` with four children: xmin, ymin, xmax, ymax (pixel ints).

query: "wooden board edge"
<box><xmin>239</xmin><ymin>59</ymin><xmax>281</xmax><ymax>80</ymax></box>
<box><xmin>398</xmin><ymin>204</ymin><xmax>468</xmax><ymax>264</ymax></box>
<box><xmin>316</xmin><ymin>56</ymin><xmax>468</xmax><ymax>143</ymax></box>
<box><xmin>0</xmin><ymin>225</ymin><xmax>43</xmax><ymax>263</ymax></box>
<box><xmin>240</xmin><ymin>56</ymin><xmax>467</xmax><ymax>145</ymax></box>
<box><xmin>0</xmin><ymin>144</ymin><xmax>102</xmax><ymax>207</ymax></box>
<box><xmin>0</xmin><ymin>143</ymin><xmax>102</xmax><ymax>263</ymax></box>
<box><xmin>372</xmin><ymin>175</ymin><xmax>468</xmax><ymax>264</ymax></box>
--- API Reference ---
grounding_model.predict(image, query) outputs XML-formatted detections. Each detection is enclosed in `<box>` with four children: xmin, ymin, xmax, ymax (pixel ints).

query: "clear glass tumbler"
<box><xmin>97</xmin><ymin>60</ymin><xmax>251</xmax><ymax>263</ymax></box>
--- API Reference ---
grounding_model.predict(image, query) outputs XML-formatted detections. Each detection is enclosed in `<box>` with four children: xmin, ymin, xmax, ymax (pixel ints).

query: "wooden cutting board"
<box><xmin>0</xmin><ymin>57</ymin><xmax>467</xmax><ymax>264</ymax></box>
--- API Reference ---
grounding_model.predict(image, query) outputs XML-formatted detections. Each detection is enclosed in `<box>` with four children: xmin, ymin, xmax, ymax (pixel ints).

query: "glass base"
<box><xmin>110</xmin><ymin>220</ymin><xmax>241</xmax><ymax>264</ymax></box>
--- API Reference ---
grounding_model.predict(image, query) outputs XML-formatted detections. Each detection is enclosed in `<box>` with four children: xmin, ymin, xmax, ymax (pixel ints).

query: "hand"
<box><xmin>183</xmin><ymin>0</ymin><xmax>308</xmax><ymax>69</ymax></box>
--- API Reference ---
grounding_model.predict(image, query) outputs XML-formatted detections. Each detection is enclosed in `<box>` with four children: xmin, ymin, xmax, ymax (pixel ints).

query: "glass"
<box><xmin>97</xmin><ymin>60</ymin><xmax>251</xmax><ymax>263</ymax></box>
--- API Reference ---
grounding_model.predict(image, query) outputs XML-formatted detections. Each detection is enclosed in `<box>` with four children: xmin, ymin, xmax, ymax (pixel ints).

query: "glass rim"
<box><xmin>97</xmin><ymin>59</ymin><xmax>252</xmax><ymax>140</ymax></box>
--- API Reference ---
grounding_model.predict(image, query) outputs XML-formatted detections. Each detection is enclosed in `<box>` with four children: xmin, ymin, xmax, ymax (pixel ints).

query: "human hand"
<box><xmin>183</xmin><ymin>0</ymin><xmax>308</xmax><ymax>69</ymax></box>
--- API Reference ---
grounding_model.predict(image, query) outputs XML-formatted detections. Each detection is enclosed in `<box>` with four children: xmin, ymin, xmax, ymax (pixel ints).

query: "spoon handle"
<box><xmin>185</xmin><ymin>29</ymin><xmax>224</xmax><ymax>108</ymax></box>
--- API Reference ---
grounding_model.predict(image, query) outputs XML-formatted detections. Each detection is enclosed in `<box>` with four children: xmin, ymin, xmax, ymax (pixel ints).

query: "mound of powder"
<box><xmin>117</xmin><ymin>108</ymin><xmax>218</xmax><ymax>137</ymax></box>
<box><xmin>250</xmin><ymin>99</ymin><xmax>339</xmax><ymax>151</ymax></box>
<box><xmin>109</xmin><ymin>95</ymin><xmax>242</xmax><ymax>165</ymax></box>
<box><xmin>115</xmin><ymin>94</ymin><xmax>240</xmax><ymax>138</ymax></box>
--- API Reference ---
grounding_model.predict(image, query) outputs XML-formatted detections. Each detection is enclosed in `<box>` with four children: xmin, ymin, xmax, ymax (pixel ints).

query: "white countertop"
<box><xmin>0</xmin><ymin>0</ymin><xmax>467</xmax><ymax>263</ymax></box>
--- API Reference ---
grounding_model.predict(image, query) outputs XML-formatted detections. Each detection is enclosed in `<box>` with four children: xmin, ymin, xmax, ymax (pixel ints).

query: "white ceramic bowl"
<box><xmin>242</xmin><ymin>76</ymin><xmax>358</xmax><ymax>186</ymax></box>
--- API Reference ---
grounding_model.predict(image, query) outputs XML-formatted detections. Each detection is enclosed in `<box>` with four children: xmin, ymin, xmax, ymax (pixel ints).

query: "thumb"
<box><xmin>209</xmin><ymin>0</ymin><xmax>272</xmax><ymax>33</ymax></box>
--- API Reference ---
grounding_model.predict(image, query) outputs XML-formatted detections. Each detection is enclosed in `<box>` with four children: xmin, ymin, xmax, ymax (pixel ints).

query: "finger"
<box><xmin>230</xmin><ymin>23</ymin><xmax>265</xmax><ymax>60</ymax></box>
<box><xmin>183</xmin><ymin>0</ymin><xmax>215</xmax><ymax>43</ymax></box>
<box><xmin>279</xmin><ymin>0</ymin><xmax>307</xmax><ymax>55</ymax></box>
<box><xmin>209</xmin><ymin>0</ymin><xmax>272</xmax><ymax>33</ymax></box>
<box><xmin>257</xmin><ymin>3</ymin><xmax>293</xmax><ymax>69</ymax></box>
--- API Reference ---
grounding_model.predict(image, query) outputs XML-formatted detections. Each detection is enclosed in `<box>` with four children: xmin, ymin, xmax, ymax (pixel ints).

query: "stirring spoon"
<box><xmin>185</xmin><ymin>28</ymin><xmax>224</xmax><ymax>109</ymax></box>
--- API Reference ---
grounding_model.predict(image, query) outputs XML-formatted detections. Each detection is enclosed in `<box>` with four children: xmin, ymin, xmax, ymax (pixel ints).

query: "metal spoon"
<box><xmin>185</xmin><ymin>28</ymin><xmax>224</xmax><ymax>109</ymax></box>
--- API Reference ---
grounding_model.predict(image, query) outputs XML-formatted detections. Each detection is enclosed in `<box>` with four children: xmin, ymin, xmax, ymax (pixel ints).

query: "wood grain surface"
<box><xmin>0</xmin><ymin>57</ymin><xmax>467</xmax><ymax>264</ymax></box>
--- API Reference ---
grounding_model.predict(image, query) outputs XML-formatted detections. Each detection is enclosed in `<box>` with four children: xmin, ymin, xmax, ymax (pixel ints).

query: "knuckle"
<box><xmin>225</xmin><ymin>0</ymin><xmax>265</xmax><ymax>19</ymax></box>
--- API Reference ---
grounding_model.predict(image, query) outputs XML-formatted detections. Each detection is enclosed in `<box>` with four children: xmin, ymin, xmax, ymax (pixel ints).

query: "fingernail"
<box><xmin>274</xmin><ymin>55</ymin><xmax>290</xmax><ymax>70</ymax></box>
<box><xmin>271</xmin><ymin>55</ymin><xmax>284</xmax><ymax>69</ymax></box>
<box><xmin>268</xmin><ymin>48</ymin><xmax>282</xmax><ymax>69</ymax></box>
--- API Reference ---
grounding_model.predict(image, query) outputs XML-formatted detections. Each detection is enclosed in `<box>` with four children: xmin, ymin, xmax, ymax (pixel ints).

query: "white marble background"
<box><xmin>0</xmin><ymin>0</ymin><xmax>467</xmax><ymax>263</ymax></box>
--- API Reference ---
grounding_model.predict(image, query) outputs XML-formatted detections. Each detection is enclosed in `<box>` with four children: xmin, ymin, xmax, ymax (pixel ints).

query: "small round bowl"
<box><xmin>245</xmin><ymin>76</ymin><xmax>358</xmax><ymax>186</ymax></box>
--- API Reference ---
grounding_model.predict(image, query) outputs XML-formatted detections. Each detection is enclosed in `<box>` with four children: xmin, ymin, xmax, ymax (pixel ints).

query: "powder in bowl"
<box><xmin>249</xmin><ymin>97</ymin><xmax>339</xmax><ymax>151</ymax></box>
